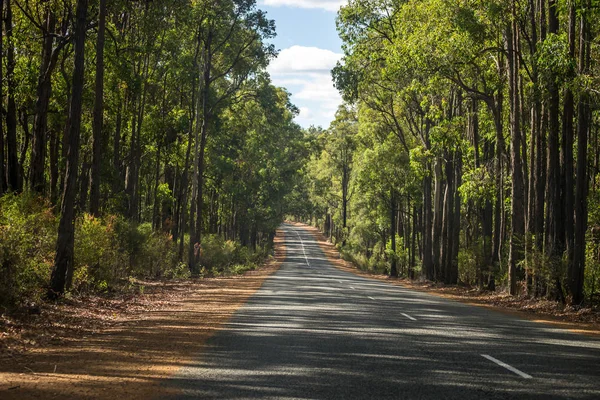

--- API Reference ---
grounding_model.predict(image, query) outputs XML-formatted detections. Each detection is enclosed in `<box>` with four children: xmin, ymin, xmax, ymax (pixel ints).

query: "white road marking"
<box><xmin>481</xmin><ymin>354</ymin><xmax>533</xmax><ymax>379</ymax></box>
<box><xmin>294</xmin><ymin>230</ymin><xmax>310</xmax><ymax>268</ymax></box>
<box><xmin>368</xmin><ymin>296</ymin><xmax>375</xmax><ymax>300</ymax></box>
<box><xmin>401</xmin><ymin>313</ymin><xmax>417</xmax><ymax>321</ymax></box>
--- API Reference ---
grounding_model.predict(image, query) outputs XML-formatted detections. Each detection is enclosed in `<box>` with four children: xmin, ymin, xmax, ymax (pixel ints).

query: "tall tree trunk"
<box><xmin>49</xmin><ymin>0</ymin><xmax>88</xmax><ymax>298</ymax></box>
<box><xmin>89</xmin><ymin>0</ymin><xmax>107</xmax><ymax>216</ymax></box>
<box><xmin>450</xmin><ymin>151</ymin><xmax>462</xmax><ymax>285</ymax></box>
<box><xmin>390</xmin><ymin>187</ymin><xmax>398</xmax><ymax>278</ymax></box>
<box><xmin>490</xmin><ymin>89</ymin><xmax>505</xmax><ymax>291</ymax></box>
<box><xmin>342</xmin><ymin>165</ymin><xmax>349</xmax><ymax>246</ymax></box>
<box><xmin>5</xmin><ymin>0</ymin><xmax>19</xmax><ymax>192</ymax></box>
<box><xmin>545</xmin><ymin>0</ymin><xmax>564</xmax><ymax>300</ymax></box>
<box><xmin>0</xmin><ymin>0</ymin><xmax>4</xmax><ymax>195</ymax></box>
<box><xmin>49</xmin><ymin>128</ymin><xmax>59</xmax><ymax>204</ymax></box>
<box><xmin>113</xmin><ymin>97</ymin><xmax>123</xmax><ymax>188</ymax></box>
<box><xmin>422</xmin><ymin>164</ymin><xmax>434</xmax><ymax>280</ymax></box>
<box><xmin>432</xmin><ymin>158</ymin><xmax>444</xmax><ymax>279</ymax></box>
<box><xmin>30</xmin><ymin>8</ymin><xmax>57</xmax><ymax>194</ymax></box>
<box><xmin>507</xmin><ymin>9</ymin><xmax>525</xmax><ymax>295</ymax></box>
<box><xmin>562</xmin><ymin>0</ymin><xmax>576</xmax><ymax>273</ymax></box>
<box><xmin>189</xmin><ymin>30</ymin><xmax>213</xmax><ymax>274</ymax></box>
<box><xmin>570</xmin><ymin>2</ymin><xmax>590</xmax><ymax>305</ymax></box>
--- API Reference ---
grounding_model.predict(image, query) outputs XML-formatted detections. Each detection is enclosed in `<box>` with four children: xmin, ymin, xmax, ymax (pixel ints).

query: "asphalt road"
<box><xmin>164</xmin><ymin>223</ymin><xmax>600</xmax><ymax>399</ymax></box>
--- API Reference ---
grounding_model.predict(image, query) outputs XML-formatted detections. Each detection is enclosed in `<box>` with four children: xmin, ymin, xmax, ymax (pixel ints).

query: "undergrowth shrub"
<box><xmin>0</xmin><ymin>194</ymin><xmax>56</xmax><ymax>307</ymax></box>
<box><xmin>200</xmin><ymin>234</ymin><xmax>268</xmax><ymax>275</ymax></box>
<box><xmin>0</xmin><ymin>193</ymin><xmax>264</xmax><ymax>307</ymax></box>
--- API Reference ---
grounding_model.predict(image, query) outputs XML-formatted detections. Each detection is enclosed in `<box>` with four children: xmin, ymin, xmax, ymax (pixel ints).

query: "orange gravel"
<box><xmin>0</xmin><ymin>230</ymin><xmax>286</xmax><ymax>399</ymax></box>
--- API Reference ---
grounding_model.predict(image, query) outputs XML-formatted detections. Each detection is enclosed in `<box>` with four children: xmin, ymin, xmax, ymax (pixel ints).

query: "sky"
<box><xmin>258</xmin><ymin>0</ymin><xmax>347</xmax><ymax>129</ymax></box>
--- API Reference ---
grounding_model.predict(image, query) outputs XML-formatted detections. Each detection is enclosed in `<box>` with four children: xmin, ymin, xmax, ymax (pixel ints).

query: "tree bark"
<box><xmin>89</xmin><ymin>0</ymin><xmax>107</xmax><ymax>216</ymax></box>
<box><xmin>507</xmin><ymin>9</ymin><xmax>525</xmax><ymax>295</ymax></box>
<box><xmin>570</xmin><ymin>2</ymin><xmax>590</xmax><ymax>305</ymax></box>
<box><xmin>562</xmin><ymin>1</ymin><xmax>576</xmax><ymax>272</ymax></box>
<box><xmin>0</xmin><ymin>0</ymin><xmax>4</xmax><ymax>195</ymax></box>
<box><xmin>49</xmin><ymin>0</ymin><xmax>88</xmax><ymax>298</ymax></box>
<box><xmin>390</xmin><ymin>187</ymin><xmax>398</xmax><ymax>278</ymax></box>
<box><xmin>5</xmin><ymin>0</ymin><xmax>19</xmax><ymax>192</ymax></box>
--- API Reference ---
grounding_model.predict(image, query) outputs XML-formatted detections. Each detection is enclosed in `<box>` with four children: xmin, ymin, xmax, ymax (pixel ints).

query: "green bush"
<box><xmin>0</xmin><ymin>193</ymin><xmax>264</xmax><ymax>307</ymax></box>
<box><xmin>0</xmin><ymin>194</ymin><xmax>57</xmax><ymax>307</ymax></box>
<box><xmin>200</xmin><ymin>234</ymin><xmax>267</xmax><ymax>275</ymax></box>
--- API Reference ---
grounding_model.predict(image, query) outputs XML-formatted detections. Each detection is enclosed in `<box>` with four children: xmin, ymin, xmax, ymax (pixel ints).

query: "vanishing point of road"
<box><xmin>164</xmin><ymin>223</ymin><xmax>600</xmax><ymax>399</ymax></box>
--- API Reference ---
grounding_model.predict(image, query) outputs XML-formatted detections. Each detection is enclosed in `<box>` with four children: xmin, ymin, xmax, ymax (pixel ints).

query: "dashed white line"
<box><xmin>401</xmin><ymin>313</ymin><xmax>417</xmax><ymax>321</ymax></box>
<box><xmin>481</xmin><ymin>354</ymin><xmax>533</xmax><ymax>379</ymax></box>
<box><xmin>294</xmin><ymin>230</ymin><xmax>310</xmax><ymax>268</ymax></box>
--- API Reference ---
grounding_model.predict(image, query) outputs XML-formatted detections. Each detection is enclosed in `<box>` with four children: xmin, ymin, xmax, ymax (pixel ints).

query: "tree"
<box><xmin>49</xmin><ymin>0</ymin><xmax>88</xmax><ymax>298</ymax></box>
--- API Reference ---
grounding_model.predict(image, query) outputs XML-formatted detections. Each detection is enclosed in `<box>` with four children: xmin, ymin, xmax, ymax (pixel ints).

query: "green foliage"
<box><xmin>0</xmin><ymin>194</ymin><xmax>56</xmax><ymax>307</ymax></box>
<box><xmin>200</xmin><ymin>234</ymin><xmax>266</xmax><ymax>276</ymax></box>
<box><xmin>538</xmin><ymin>33</ymin><xmax>576</xmax><ymax>85</ymax></box>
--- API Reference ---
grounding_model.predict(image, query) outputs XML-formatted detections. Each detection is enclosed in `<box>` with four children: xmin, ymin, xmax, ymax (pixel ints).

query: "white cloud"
<box><xmin>268</xmin><ymin>46</ymin><xmax>343</xmax><ymax>128</ymax></box>
<box><xmin>268</xmin><ymin>46</ymin><xmax>342</xmax><ymax>74</ymax></box>
<box><xmin>261</xmin><ymin>0</ymin><xmax>346</xmax><ymax>12</ymax></box>
<box><xmin>298</xmin><ymin>107</ymin><xmax>312</xmax><ymax>119</ymax></box>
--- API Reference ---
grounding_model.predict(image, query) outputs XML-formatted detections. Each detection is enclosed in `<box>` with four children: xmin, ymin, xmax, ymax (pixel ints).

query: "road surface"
<box><xmin>164</xmin><ymin>223</ymin><xmax>600</xmax><ymax>399</ymax></box>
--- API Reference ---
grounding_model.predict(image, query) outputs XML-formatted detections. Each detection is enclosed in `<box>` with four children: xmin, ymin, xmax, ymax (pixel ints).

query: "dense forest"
<box><xmin>289</xmin><ymin>0</ymin><xmax>600</xmax><ymax>306</ymax></box>
<box><xmin>0</xmin><ymin>0</ymin><xmax>307</xmax><ymax>306</ymax></box>
<box><xmin>3</xmin><ymin>0</ymin><xmax>600</xmax><ymax>310</ymax></box>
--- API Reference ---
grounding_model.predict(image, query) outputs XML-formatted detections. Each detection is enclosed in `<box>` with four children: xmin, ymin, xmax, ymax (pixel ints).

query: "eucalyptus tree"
<box><xmin>187</xmin><ymin>0</ymin><xmax>276</xmax><ymax>274</ymax></box>
<box><xmin>49</xmin><ymin>0</ymin><xmax>89</xmax><ymax>298</ymax></box>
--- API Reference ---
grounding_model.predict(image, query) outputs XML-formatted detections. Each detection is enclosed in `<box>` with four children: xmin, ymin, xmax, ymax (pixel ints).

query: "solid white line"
<box><xmin>294</xmin><ymin>230</ymin><xmax>310</xmax><ymax>268</ymax></box>
<box><xmin>401</xmin><ymin>313</ymin><xmax>417</xmax><ymax>321</ymax></box>
<box><xmin>481</xmin><ymin>354</ymin><xmax>533</xmax><ymax>379</ymax></box>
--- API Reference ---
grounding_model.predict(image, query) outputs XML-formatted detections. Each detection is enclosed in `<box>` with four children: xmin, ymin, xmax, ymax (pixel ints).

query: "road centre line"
<box><xmin>481</xmin><ymin>354</ymin><xmax>533</xmax><ymax>379</ymax></box>
<box><xmin>401</xmin><ymin>313</ymin><xmax>417</xmax><ymax>321</ymax></box>
<box><xmin>294</xmin><ymin>230</ymin><xmax>310</xmax><ymax>268</ymax></box>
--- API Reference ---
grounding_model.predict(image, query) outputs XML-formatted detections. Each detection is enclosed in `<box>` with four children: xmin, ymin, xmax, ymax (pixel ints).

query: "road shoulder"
<box><xmin>0</xmin><ymin>230</ymin><xmax>286</xmax><ymax>400</ymax></box>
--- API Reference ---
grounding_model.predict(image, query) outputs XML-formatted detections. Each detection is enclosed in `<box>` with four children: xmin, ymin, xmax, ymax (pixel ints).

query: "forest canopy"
<box><xmin>287</xmin><ymin>0</ymin><xmax>600</xmax><ymax>306</ymax></box>
<box><xmin>0</xmin><ymin>0</ymin><xmax>308</xmax><ymax>306</ymax></box>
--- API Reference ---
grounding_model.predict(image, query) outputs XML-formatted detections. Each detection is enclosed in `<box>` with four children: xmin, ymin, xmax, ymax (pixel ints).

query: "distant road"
<box><xmin>164</xmin><ymin>223</ymin><xmax>600</xmax><ymax>399</ymax></box>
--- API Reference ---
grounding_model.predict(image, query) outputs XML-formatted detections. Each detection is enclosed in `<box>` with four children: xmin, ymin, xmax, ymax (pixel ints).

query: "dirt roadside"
<box><xmin>290</xmin><ymin>222</ymin><xmax>600</xmax><ymax>336</ymax></box>
<box><xmin>0</xmin><ymin>230</ymin><xmax>285</xmax><ymax>399</ymax></box>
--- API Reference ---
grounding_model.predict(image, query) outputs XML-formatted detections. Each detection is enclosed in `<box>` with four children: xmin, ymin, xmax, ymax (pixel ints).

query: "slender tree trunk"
<box><xmin>30</xmin><ymin>8</ymin><xmax>57</xmax><ymax>194</ymax></box>
<box><xmin>432</xmin><ymin>158</ymin><xmax>444</xmax><ymax>280</ymax></box>
<box><xmin>570</xmin><ymin>3</ymin><xmax>590</xmax><ymax>305</ymax></box>
<box><xmin>0</xmin><ymin>0</ymin><xmax>5</xmax><ymax>195</ymax></box>
<box><xmin>491</xmin><ymin>90</ymin><xmax>505</xmax><ymax>291</ymax></box>
<box><xmin>422</xmin><ymin>164</ymin><xmax>434</xmax><ymax>280</ymax></box>
<box><xmin>507</xmin><ymin>9</ymin><xmax>525</xmax><ymax>295</ymax></box>
<box><xmin>450</xmin><ymin>151</ymin><xmax>462</xmax><ymax>285</ymax></box>
<box><xmin>113</xmin><ymin>97</ymin><xmax>123</xmax><ymax>187</ymax></box>
<box><xmin>390</xmin><ymin>187</ymin><xmax>398</xmax><ymax>278</ymax></box>
<box><xmin>189</xmin><ymin>30</ymin><xmax>213</xmax><ymax>274</ymax></box>
<box><xmin>5</xmin><ymin>0</ymin><xmax>19</xmax><ymax>192</ymax></box>
<box><xmin>49</xmin><ymin>0</ymin><xmax>88</xmax><ymax>298</ymax></box>
<box><xmin>562</xmin><ymin>1</ymin><xmax>576</xmax><ymax>272</ymax></box>
<box><xmin>546</xmin><ymin>0</ymin><xmax>565</xmax><ymax>301</ymax></box>
<box><xmin>89</xmin><ymin>0</ymin><xmax>107</xmax><ymax>216</ymax></box>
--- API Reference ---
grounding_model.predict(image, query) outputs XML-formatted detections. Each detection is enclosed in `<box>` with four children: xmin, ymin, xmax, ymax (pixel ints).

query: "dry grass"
<box><xmin>0</xmin><ymin>230</ymin><xmax>286</xmax><ymax>399</ymax></box>
<box><xmin>291</xmin><ymin>222</ymin><xmax>600</xmax><ymax>337</ymax></box>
